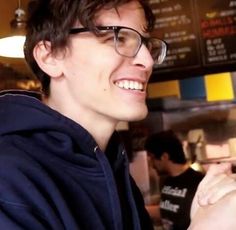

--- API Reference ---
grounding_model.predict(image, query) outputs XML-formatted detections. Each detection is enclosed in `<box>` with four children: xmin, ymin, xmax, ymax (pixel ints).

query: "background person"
<box><xmin>145</xmin><ymin>130</ymin><xmax>204</xmax><ymax>230</ymax></box>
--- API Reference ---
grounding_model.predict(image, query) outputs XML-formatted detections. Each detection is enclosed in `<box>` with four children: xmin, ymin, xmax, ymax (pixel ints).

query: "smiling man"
<box><xmin>0</xmin><ymin>0</ymin><xmax>167</xmax><ymax>229</ymax></box>
<box><xmin>1</xmin><ymin>1</ymin><xmax>236</xmax><ymax>230</ymax></box>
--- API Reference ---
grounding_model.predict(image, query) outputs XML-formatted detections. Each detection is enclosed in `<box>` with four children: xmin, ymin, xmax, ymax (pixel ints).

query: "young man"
<box><xmin>144</xmin><ymin>130</ymin><xmax>204</xmax><ymax>230</ymax></box>
<box><xmin>0</xmin><ymin>0</ymin><xmax>235</xmax><ymax>229</ymax></box>
<box><xmin>0</xmin><ymin>0</ymin><xmax>166</xmax><ymax>229</ymax></box>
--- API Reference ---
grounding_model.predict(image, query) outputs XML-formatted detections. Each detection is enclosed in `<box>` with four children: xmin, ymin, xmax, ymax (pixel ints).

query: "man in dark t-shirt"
<box><xmin>145</xmin><ymin>130</ymin><xmax>204</xmax><ymax>230</ymax></box>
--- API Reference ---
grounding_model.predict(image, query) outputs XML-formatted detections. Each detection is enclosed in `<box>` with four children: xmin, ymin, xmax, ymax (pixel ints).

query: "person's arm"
<box><xmin>145</xmin><ymin>204</ymin><xmax>161</xmax><ymax>225</ymax></box>
<box><xmin>146</xmin><ymin>204</ymin><xmax>162</xmax><ymax>226</ymax></box>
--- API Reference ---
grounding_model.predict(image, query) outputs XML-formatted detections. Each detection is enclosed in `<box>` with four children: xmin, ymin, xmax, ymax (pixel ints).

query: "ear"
<box><xmin>161</xmin><ymin>152</ymin><xmax>169</xmax><ymax>161</ymax></box>
<box><xmin>33</xmin><ymin>41</ymin><xmax>63</xmax><ymax>78</ymax></box>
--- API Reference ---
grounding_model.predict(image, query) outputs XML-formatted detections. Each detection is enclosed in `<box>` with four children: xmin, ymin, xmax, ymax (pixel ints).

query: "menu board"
<box><xmin>149</xmin><ymin>0</ymin><xmax>236</xmax><ymax>81</ymax></box>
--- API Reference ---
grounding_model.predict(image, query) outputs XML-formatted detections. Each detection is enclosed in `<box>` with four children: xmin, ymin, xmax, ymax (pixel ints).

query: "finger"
<box><xmin>197</xmin><ymin>163</ymin><xmax>232</xmax><ymax>189</ymax></box>
<box><xmin>198</xmin><ymin>174</ymin><xmax>236</xmax><ymax>205</ymax></box>
<box><xmin>200</xmin><ymin>173</ymin><xmax>229</xmax><ymax>191</ymax></box>
<box><xmin>207</xmin><ymin>174</ymin><xmax>236</xmax><ymax>204</ymax></box>
<box><xmin>206</xmin><ymin>163</ymin><xmax>232</xmax><ymax>177</ymax></box>
<box><xmin>197</xmin><ymin>172</ymin><xmax>233</xmax><ymax>205</ymax></box>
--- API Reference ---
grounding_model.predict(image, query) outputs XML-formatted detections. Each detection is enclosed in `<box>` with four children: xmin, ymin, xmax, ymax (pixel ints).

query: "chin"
<box><xmin>126</xmin><ymin>107</ymin><xmax>148</xmax><ymax>122</ymax></box>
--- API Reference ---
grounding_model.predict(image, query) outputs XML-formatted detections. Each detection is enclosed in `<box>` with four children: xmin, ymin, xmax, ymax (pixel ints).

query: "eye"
<box><xmin>146</xmin><ymin>40</ymin><xmax>153</xmax><ymax>51</ymax></box>
<box><xmin>98</xmin><ymin>31</ymin><xmax>115</xmax><ymax>43</ymax></box>
<box><xmin>116</xmin><ymin>34</ymin><xmax>127</xmax><ymax>43</ymax></box>
<box><xmin>105</xmin><ymin>35</ymin><xmax>115</xmax><ymax>42</ymax></box>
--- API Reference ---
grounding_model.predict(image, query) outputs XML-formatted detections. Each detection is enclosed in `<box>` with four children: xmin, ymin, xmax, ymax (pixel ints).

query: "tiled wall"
<box><xmin>148</xmin><ymin>71</ymin><xmax>236</xmax><ymax>102</ymax></box>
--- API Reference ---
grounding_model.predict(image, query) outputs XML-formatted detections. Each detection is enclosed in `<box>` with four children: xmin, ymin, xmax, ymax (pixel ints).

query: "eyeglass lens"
<box><xmin>114</xmin><ymin>27</ymin><xmax>166</xmax><ymax>65</ymax></box>
<box><xmin>69</xmin><ymin>26</ymin><xmax>167</xmax><ymax>65</ymax></box>
<box><xmin>115</xmin><ymin>28</ymin><xmax>141</xmax><ymax>58</ymax></box>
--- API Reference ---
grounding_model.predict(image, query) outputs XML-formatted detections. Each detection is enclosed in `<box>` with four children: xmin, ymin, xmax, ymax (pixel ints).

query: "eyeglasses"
<box><xmin>69</xmin><ymin>26</ymin><xmax>167</xmax><ymax>65</ymax></box>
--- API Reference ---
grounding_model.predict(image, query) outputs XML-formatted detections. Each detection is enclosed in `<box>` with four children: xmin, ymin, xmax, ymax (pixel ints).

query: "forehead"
<box><xmin>94</xmin><ymin>1</ymin><xmax>147</xmax><ymax>31</ymax></box>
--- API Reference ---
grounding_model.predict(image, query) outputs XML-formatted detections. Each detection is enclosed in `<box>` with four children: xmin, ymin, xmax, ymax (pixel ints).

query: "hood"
<box><xmin>0</xmin><ymin>93</ymin><xmax>98</xmax><ymax>155</ymax></box>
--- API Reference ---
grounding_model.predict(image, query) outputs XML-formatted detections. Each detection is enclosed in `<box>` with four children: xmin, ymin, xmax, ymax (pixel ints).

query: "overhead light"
<box><xmin>0</xmin><ymin>36</ymin><xmax>25</xmax><ymax>58</ymax></box>
<box><xmin>0</xmin><ymin>0</ymin><xmax>26</xmax><ymax>58</ymax></box>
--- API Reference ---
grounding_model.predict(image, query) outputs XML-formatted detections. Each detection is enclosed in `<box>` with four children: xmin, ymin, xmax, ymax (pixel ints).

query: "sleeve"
<box><xmin>0</xmin><ymin>203</ymin><xmax>50</xmax><ymax>230</ymax></box>
<box><xmin>0</xmin><ymin>149</ymin><xmax>60</xmax><ymax>230</ymax></box>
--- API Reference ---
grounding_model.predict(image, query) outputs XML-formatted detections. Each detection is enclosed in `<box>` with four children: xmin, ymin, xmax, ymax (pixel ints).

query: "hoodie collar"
<box><xmin>0</xmin><ymin>93</ymin><xmax>98</xmax><ymax>155</ymax></box>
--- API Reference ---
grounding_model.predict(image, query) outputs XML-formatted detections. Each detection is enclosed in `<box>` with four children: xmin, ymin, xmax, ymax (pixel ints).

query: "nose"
<box><xmin>132</xmin><ymin>44</ymin><xmax>154</xmax><ymax>71</ymax></box>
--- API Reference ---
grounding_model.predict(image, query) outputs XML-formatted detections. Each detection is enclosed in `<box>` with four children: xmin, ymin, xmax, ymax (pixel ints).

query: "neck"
<box><xmin>168</xmin><ymin>162</ymin><xmax>190</xmax><ymax>177</ymax></box>
<box><xmin>89</xmin><ymin>121</ymin><xmax>116</xmax><ymax>152</ymax></box>
<box><xmin>43</xmin><ymin>96</ymin><xmax>117</xmax><ymax>152</ymax></box>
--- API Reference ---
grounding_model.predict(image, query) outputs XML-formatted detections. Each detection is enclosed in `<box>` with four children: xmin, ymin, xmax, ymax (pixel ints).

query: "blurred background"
<box><xmin>0</xmin><ymin>0</ymin><xmax>39</xmax><ymax>91</ymax></box>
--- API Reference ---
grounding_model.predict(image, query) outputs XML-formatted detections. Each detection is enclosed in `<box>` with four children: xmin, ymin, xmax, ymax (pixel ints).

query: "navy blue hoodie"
<box><xmin>0</xmin><ymin>93</ymin><xmax>153</xmax><ymax>230</ymax></box>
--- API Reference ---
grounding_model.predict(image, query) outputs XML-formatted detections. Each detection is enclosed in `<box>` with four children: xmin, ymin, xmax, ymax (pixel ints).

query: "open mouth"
<box><xmin>115</xmin><ymin>80</ymin><xmax>145</xmax><ymax>92</ymax></box>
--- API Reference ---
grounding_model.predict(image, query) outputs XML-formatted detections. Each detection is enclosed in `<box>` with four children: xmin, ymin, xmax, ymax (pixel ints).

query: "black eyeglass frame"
<box><xmin>69</xmin><ymin>26</ymin><xmax>167</xmax><ymax>63</ymax></box>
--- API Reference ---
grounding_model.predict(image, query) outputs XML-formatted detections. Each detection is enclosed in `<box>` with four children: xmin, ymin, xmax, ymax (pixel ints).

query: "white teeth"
<box><xmin>124</xmin><ymin>80</ymin><xmax>129</xmax><ymax>89</ymax></box>
<box><xmin>115</xmin><ymin>80</ymin><xmax>144</xmax><ymax>91</ymax></box>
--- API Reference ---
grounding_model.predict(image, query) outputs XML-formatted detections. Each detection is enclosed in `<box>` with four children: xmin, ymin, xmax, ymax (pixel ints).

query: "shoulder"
<box><xmin>187</xmin><ymin>168</ymin><xmax>204</xmax><ymax>180</ymax></box>
<box><xmin>0</xmin><ymin>137</ymin><xmax>31</xmax><ymax>170</ymax></box>
<box><xmin>0</xmin><ymin>138</ymin><xmax>52</xmax><ymax>206</ymax></box>
<box><xmin>0</xmin><ymin>142</ymin><xmax>56</xmax><ymax>229</ymax></box>
<box><xmin>0</xmin><ymin>136</ymin><xmax>38</xmax><ymax>171</ymax></box>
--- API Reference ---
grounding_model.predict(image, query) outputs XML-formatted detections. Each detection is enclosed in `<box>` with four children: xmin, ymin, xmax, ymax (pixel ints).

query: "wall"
<box><xmin>0</xmin><ymin>0</ymin><xmax>29</xmax><ymax>75</ymax></box>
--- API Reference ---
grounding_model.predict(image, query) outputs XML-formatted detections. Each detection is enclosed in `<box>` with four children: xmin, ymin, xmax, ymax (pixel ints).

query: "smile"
<box><xmin>115</xmin><ymin>80</ymin><xmax>144</xmax><ymax>91</ymax></box>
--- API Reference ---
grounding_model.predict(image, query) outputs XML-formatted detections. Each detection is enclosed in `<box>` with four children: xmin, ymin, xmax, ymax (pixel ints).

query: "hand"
<box><xmin>188</xmin><ymin>190</ymin><xmax>236</xmax><ymax>230</ymax></box>
<box><xmin>190</xmin><ymin>163</ymin><xmax>236</xmax><ymax>219</ymax></box>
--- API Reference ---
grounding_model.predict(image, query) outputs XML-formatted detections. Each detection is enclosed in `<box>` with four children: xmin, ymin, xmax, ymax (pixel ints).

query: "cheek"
<box><xmin>74</xmin><ymin>53</ymin><xmax>120</xmax><ymax>77</ymax></box>
<box><xmin>62</xmin><ymin>42</ymin><xmax>125</xmax><ymax>89</ymax></box>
